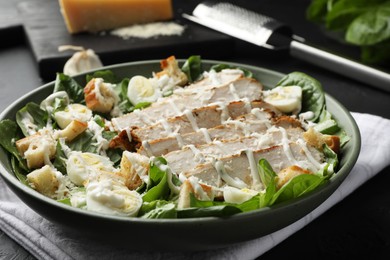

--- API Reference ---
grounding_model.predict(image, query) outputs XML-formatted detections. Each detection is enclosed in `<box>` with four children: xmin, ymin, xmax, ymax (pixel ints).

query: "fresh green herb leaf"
<box><xmin>306</xmin><ymin>0</ymin><xmax>331</xmax><ymax>24</ymax></box>
<box><xmin>181</xmin><ymin>55</ymin><xmax>202</xmax><ymax>82</ymax></box>
<box><xmin>271</xmin><ymin>174</ymin><xmax>325</xmax><ymax>205</ymax></box>
<box><xmin>321</xmin><ymin>144</ymin><xmax>339</xmax><ymax>177</ymax></box>
<box><xmin>86</xmin><ymin>70</ymin><xmax>119</xmax><ymax>84</ymax></box>
<box><xmin>276</xmin><ymin>72</ymin><xmax>325</xmax><ymax>122</ymax></box>
<box><xmin>53</xmin><ymin>142</ymin><xmax>67</xmax><ymax>175</ymax></box>
<box><xmin>67</xmin><ymin>130</ymin><xmax>97</xmax><ymax>153</ymax></box>
<box><xmin>257</xmin><ymin>159</ymin><xmax>277</xmax><ymax>207</ymax></box>
<box><xmin>306</xmin><ymin>0</ymin><xmax>390</xmax><ymax>64</ymax></box>
<box><xmin>345</xmin><ymin>2</ymin><xmax>390</xmax><ymax>45</ymax></box>
<box><xmin>314</xmin><ymin>119</ymin><xmax>340</xmax><ymax>134</ymax></box>
<box><xmin>11</xmin><ymin>156</ymin><xmax>28</xmax><ymax>185</ymax></box>
<box><xmin>257</xmin><ymin>158</ymin><xmax>277</xmax><ymax>187</ymax></box>
<box><xmin>189</xmin><ymin>193</ymin><xmax>260</xmax><ymax>213</ymax></box>
<box><xmin>54</xmin><ymin>73</ymin><xmax>85</xmax><ymax>104</ymax></box>
<box><xmin>325</xmin><ymin>0</ymin><xmax>374</xmax><ymax>31</ymax></box>
<box><xmin>16</xmin><ymin>102</ymin><xmax>48</xmax><ymax>136</ymax></box>
<box><xmin>361</xmin><ymin>39</ymin><xmax>390</xmax><ymax>64</ymax></box>
<box><xmin>57</xmin><ymin>198</ymin><xmax>71</xmax><ymax>206</ymax></box>
<box><xmin>0</xmin><ymin>120</ymin><xmax>27</xmax><ymax>171</ymax></box>
<box><xmin>142</xmin><ymin>157</ymin><xmax>170</xmax><ymax>202</ymax></box>
<box><xmin>134</xmin><ymin>102</ymin><xmax>151</xmax><ymax>110</ymax></box>
<box><xmin>139</xmin><ymin>201</ymin><xmax>177</xmax><ymax>219</ymax></box>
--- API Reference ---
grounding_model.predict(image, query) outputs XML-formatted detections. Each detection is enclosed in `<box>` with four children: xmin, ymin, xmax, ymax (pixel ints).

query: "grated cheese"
<box><xmin>110</xmin><ymin>22</ymin><xmax>185</xmax><ymax>39</ymax></box>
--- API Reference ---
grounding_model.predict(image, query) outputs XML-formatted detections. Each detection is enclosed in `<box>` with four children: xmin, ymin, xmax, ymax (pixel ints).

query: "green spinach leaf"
<box><xmin>16</xmin><ymin>102</ymin><xmax>48</xmax><ymax>136</ymax></box>
<box><xmin>181</xmin><ymin>55</ymin><xmax>202</xmax><ymax>83</ymax></box>
<box><xmin>54</xmin><ymin>73</ymin><xmax>85</xmax><ymax>104</ymax></box>
<box><xmin>86</xmin><ymin>70</ymin><xmax>119</xmax><ymax>84</ymax></box>
<box><xmin>276</xmin><ymin>72</ymin><xmax>325</xmax><ymax>122</ymax></box>
<box><xmin>271</xmin><ymin>174</ymin><xmax>325</xmax><ymax>205</ymax></box>
<box><xmin>346</xmin><ymin>2</ymin><xmax>390</xmax><ymax>45</ymax></box>
<box><xmin>139</xmin><ymin>201</ymin><xmax>177</xmax><ymax>219</ymax></box>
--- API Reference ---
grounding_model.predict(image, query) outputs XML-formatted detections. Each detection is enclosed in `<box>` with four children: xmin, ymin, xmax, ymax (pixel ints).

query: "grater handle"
<box><xmin>290</xmin><ymin>40</ymin><xmax>390</xmax><ymax>92</ymax></box>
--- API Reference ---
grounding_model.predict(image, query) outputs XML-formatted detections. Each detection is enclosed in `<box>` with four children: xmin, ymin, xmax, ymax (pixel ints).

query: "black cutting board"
<box><xmin>16</xmin><ymin>0</ymin><xmax>235</xmax><ymax>81</ymax></box>
<box><xmin>0</xmin><ymin>0</ymin><xmax>25</xmax><ymax>48</ymax></box>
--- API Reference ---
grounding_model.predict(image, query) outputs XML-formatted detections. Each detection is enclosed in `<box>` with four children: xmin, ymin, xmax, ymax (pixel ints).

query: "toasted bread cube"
<box><xmin>27</xmin><ymin>165</ymin><xmax>59</xmax><ymax>198</ymax></box>
<box><xmin>276</xmin><ymin>165</ymin><xmax>312</xmax><ymax>189</ymax></box>
<box><xmin>15</xmin><ymin>132</ymin><xmax>56</xmax><ymax>169</ymax></box>
<box><xmin>177</xmin><ymin>179</ymin><xmax>215</xmax><ymax>209</ymax></box>
<box><xmin>84</xmin><ymin>78</ymin><xmax>117</xmax><ymax>113</ymax></box>
<box><xmin>303</xmin><ymin>127</ymin><xmax>340</xmax><ymax>153</ymax></box>
<box><xmin>15</xmin><ymin>134</ymin><xmax>39</xmax><ymax>157</ymax></box>
<box><xmin>177</xmin><ymin>180</ymin><xmax>193</xmax><ymax>209</ymax></box>
<box><xmin>118</xmin><ymin>151</ymin><xmax>149</xmax><ymax>190</ymax></box>
<box><xmin>155</xmin><ymin>56</ymin><xmax>188</xmax><ymax>86</ymax></box>
<box><xmin>57</xmin><ymin>120</ymin><xmax>88</xmax><ymax>141</ymax></box>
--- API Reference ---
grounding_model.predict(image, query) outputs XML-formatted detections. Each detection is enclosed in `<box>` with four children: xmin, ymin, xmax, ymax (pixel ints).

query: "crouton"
<box><xmin>303</xmin><ymin>127</ymin><xmax>340</xmax><ymax>153</ymax></box>
<box><xmin>27</xmin><ymin>165</ymin><xmax>59</xmax><ymax>198</ymax></box>
<box><xmin>15</xmin><ymin>132</ymin><xmax>56</xmax><ymax>169</ymax></box>
<box><xmin>84</xmin><ymin>78</ymin><xmax>118</xmax><ymax>113</ymax></box>
<box><xmin>155</xmin><ymin>56</ymin><xmax>188</xmax><ymax>86</ymax></box>
<box><xmin>118</xmin><ymin>151</ymin><xmax>149</xmax><ymax>190</ymax></box>
<box><xmin>276</xmin><ymin>165</ymin><xmax>312</xmax><ymax>189</ymax></box>
<box><xmin>56</xmin><ymin>120</ymin><xmax>88</xmax><ymax>141</ymax></box>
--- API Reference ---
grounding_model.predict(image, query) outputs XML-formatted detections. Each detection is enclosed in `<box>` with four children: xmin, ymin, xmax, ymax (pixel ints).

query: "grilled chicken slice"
<box><xmin>111</xmin><ymin>77</ymin><xmax>264</xmax><ymax>131</ymax></box>
<box><xmin>138</xmin><ymin>111</ymin><xmax>300</xmax><ymax>156</ymax></box>
<box><xmin>183</xmin><ymin>142</ymin><xmax>325</xmax><ymax>190</ymax></box>
<box><xmin>131</xmin><ymin>100</ymin><xmax>270</xmax><ymax>141</ymax></box>
<box><xmin>164</xmin><ymin>127</ymin><xmax>305</xmax><ymax>175</ymax></box>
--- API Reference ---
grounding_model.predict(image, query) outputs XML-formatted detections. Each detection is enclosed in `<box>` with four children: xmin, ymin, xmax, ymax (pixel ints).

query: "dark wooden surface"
<box><xmin>1</xmin><ymin>0</ymin><xmax>390</xmax><ymax>259</ymax></box>
<box><xmin>14</xmin><ymin>0</ymin><xmax>234</xmax><ymax>81</ymax></box>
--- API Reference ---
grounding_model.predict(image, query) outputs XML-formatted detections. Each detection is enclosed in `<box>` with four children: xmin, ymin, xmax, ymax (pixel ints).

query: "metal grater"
<box><xmin>183</xmin><ymin>1</ymin><xmax>390</xmax><ymax>92</ymax></box>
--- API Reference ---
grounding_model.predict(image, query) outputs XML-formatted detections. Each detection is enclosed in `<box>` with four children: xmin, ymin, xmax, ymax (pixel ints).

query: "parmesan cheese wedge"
<box><xmin>58</xmin><ymin>0</ymin><xmax>174</xmax><ymax>34</ymax></box>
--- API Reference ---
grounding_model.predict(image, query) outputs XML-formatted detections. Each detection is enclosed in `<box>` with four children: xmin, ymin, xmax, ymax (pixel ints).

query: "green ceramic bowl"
<box><xmin>0</xmin><ymin>60</ymin><xmax>361</xmax><ymax>251</ymax></box>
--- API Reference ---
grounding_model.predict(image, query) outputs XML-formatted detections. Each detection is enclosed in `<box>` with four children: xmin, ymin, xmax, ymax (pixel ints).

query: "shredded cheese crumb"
<box><xmin>110</xmin><ymin>22</ymin><xmax>185</xmax><ymax>39</ymax></box>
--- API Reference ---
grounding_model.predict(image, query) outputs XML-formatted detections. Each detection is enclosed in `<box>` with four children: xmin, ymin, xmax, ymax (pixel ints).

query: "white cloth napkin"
<box><xmin>1</xmin><ymin>112</ymin><xmax>390</xmax><ymax>260</ymax></box>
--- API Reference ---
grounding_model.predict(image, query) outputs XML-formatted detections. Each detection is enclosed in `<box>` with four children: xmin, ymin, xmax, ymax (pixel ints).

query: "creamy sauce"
<box><xmin>159</xmin><ymin>118</ymin><xmax>173</xmax><ymax>135</ymax></box>
<box><xmin>188</xmin><ymin>176</ymin><xmax>211</xmax><ymax>201</ymax></box>
<box><xmin>228</xmin><ymin>82</ymin><xmax>241</xmax><ymax>100</ymax></box>
<box><xmin>210</xmin><ymin>101</ymin><xmax>230</xmax><ymax>123</ymax></box>
<box><xmin>88</xmin><ymin>120</ymin><xmax>109</xmax><ymax>154</ymax></box>
<box><xmin>251</xmin><ymin>108</ymin><xmax>272</xmax><ymax>129</ymax></box>
<box><xmin>198</xmin><ymin>128</ymin><xmax>212</xmax><ymax>143</ymax></box>
<box><xmin>172</xmin><ymin>132</ymin><xmax>185</xmax><ymax>148</ymax></box>
<box><xmin>187</xmin><ymin>144</ymin><xmax>206</xmax><ymax>163</ymax></box>
<box><xmin>214</xmin><ymin>160</ymin><xmax>247</xmax><ymax>189</ymax></box>
<box><xmin>245</xmin><ymin>149</ymin><xmax>262</xmax><ymax>190</ymax></box>
<box><xmin>296</xmin><ymin>138</ymin><xmax>323</xmax><ymax>171</ymax></box>
<box><xmin>184</xmin><ymin>109</ymin><xmax>199</xmax><ymax>132</ymax></box>
<box><xmin>141</xmin><ymin>141</ymin><xmax>154</xmax><ymax>157</ymax></box>
<box><xmin>168</xmin><ymin>99</ymin><xmax>182</xmax><ymax>114</ymax></box>
<box><xmin>279</xmin><ymin>127</ymin><xmax>299</xmax><ymax>165</ymax></box>
<box><xmin>19</xmin><ymin>111</ymin><xmax>38</xmax><ymax>135</ymax></box>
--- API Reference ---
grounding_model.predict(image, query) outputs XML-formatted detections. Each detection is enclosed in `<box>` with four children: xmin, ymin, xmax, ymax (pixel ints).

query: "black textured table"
<box><xmin>1</xmin><ymin>0</ymin><xmax>390</xmax><ymax>259</ymax></box>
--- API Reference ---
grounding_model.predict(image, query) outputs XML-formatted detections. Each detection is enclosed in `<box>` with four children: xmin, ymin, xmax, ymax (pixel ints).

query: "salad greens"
<box><xmin>276</xmin><ymin>71</ymin><xmax>325</xmax><ymax>122</ymax></box>
<box><xmin>0</xmin><ymin>55</ymin><xmax>347</xmax><ymax>219</ymax></box>
<box><xmin>307</xmin><ymin>0</ymin><xmax>390</xmax><ymax>65</ymax></box>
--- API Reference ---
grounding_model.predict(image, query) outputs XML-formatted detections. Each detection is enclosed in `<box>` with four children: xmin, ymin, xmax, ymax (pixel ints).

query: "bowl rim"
<box><xmin>0</xmin><ymin>59</ymin><xmax>361</xmax><ymax>225</ymax></box>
